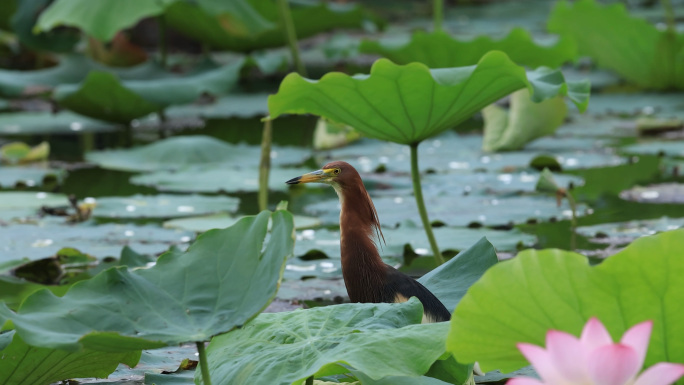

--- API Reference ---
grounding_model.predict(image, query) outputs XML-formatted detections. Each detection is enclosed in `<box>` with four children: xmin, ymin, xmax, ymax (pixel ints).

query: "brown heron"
<box><xmin>286</xmin><ymin>161</ymin><xmax>451</xmax><ymax>322</ymax></box>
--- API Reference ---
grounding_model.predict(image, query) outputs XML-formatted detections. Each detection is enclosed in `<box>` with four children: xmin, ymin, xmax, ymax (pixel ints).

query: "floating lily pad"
<box><xmin>54</xmin><ymin>59</ymin><xmax>245</xmax><ymax>123</ymax></box>
<box><xmin>131</xmin><ymin>166</ymin><xmax>312</xmax><ymax>193</ymax></box>
<box><xmin>359</xmin><ymin>28</ymin><xmax>576</xmax><ymax>69</ymax></box>
<box><xmin>305</xmin><ymin>193</ymin><xmax>587</xmax><ymax>228</ymax></box>
<box><xmin>276</xmin><ymin>277</ymin><xmax>348</xmax><ymax>301</ymax></box>
<box><xmin>0</xmin><ymin>192</ymin><xmax>69</xmax><ymax>221</ymax></box>
<box><xmin>621</xmin><ymin>140</ymin><xmax>684</xmax><ymax>157</ymax></box>
<box><xmin>0</xmin><ymin>166</ymin><xmax>65</xmax><ymax>188</ymax></box>
<box><xmin>283</xmin><ymin>257</ymin><xmax>343</xmax><ymax>281</ymax></box>
<box><xmin>269</xmin><ymin>53</ymin><xmax>589</xmax><ymax>146</ymax></box>
<box><xmin>87</xmin><ymin>135</ymin><xmax>308</xmax><ymax>172</ymax></box>
<box><xmin>586</xmin><ymin>93</ymin><xmax>684</xmax><ymax>118</ymax></box>
<box><xmin>0</xmin><ymin>220</ymin><xmax>193</xmax><ymax>261</ymax></box>
<box><xmin>577</xmin><ymin>216</ymin><xmax>684</xmax><ymax>245</ymax></box>
<box><xmin>619</xmin><ymin>183</ymin><xmax>684</xmax><ymax>204</ymax></box>
<box><xmin>294</xmin><ymin>225</ymin><xmax>533</xmax><ymax>259</ymax></box>
<box><xmin>91</xmin><ymin>194</ymin><xmax>239</xmax><ymax>219</ymax></box>
<box><xmin>165</xmin><ymin>93</ymin><xmax>270</xmax><ymax>119</ymax></box>
<box><xmin>0</xmin><ymin>111</ymin><xmax>117</xmax><ymax>135</ymax></box>
<box><xmin>164</xmin><ymin>212</ymin><xmax>320</xmax><ymax>232</ymax></box>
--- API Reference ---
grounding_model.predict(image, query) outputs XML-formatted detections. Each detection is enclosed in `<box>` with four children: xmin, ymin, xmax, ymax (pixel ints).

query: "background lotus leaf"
<box><xmin>0</xmin><ymin>210</ymin><xmax>295</xmax><ymax>351</ymax></box>
<box><xmin>268</xmin><ymin>52</ymin><xmax>589</xmax><ymax>145</ymax></box>
<box><xmin>0</xmin><ymin>166</ymin><xmax>64</xmax><ymax>188</ymax></box>
<box><xmin>86</xmin><ymin>135</ymin><xmax>306</xmax><ymax>172</ymax></box>
<box><xmin>447</xmin><ymin>229</ymin><xmax>684</xmax><ymax>373</ymax></box>
<box><xmin>200</xmin><ymin>299</ymin><xmax>453</xmax><ymax>385</ymax></box>
<box><xmin>54</xmin><ymin>59</ymin><xmax>245</xmax><ymax>123</ymax></box>
<box><xmin>482</xmin><ymin>88</ymin><xmax>568</xmax><ymax>152</ymax></box>
<box><xmin>166</xmin><ymin>0</ymin><xmax>376</xmax><ymax>52</ymax></box>
<box><xmin>548</xmin><ymin>0</ymin><xmax>684</xmax><ymax>90</ymax></box>
<box><xmin>164</xmin><ymin>212</ymin><xmax>320</xmax><ymax>232</ymax></box>
<box><xmin>0</xmin><ymin>331</ymin><xmax>141</xmax><ymax>385</ymax></box>
<box><xmin>359</xmin><ymin>28</ymin><xmax>576</xmax><ymax>69</ymax></box>
<box><xmin>11</xmin><ymin>0</ymin><xmax>79</xmax><ymax>52</ymax></box>
<box><xmin>0</xmin><ymin>111</ymin><xmax>116</xmax><ymax>135</ymax></box>
<box><xmin>91</xmin><ymin>194</ymin><xmax>239</xmax><ymax>219</ymax></box>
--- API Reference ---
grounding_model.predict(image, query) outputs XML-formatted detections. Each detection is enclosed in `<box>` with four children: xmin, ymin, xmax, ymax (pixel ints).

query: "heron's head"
<box><xmin>285</xmin><ymin>161</ymin><xmax>358</xmax><ymax>188</ymax></box>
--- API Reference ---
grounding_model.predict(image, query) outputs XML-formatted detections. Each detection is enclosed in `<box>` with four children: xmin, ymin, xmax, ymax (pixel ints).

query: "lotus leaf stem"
<box><xmin>196</xmin><ymin>341</ymin><xmax>212</xmax><ymax>385</ymax></box>
<box><xmin>662</xmin><ymin>0</ymin><xmax>676</xmax><ymax>35</ymax></box>
<box><xmin>566</xmin><ymin>191</ymin><xmax>577</xmax><ymax>251</ymax></box>
<box><xmin>434</xmin><ymin>0</ymin><xmax>444</xmax><ymax>31</ymax></box>
<box><xmin>259</xmin><ymin>119</ymin><xmax>273</xmax><ymax>212</ymax></box>
<box><xmin>277</xmin><ymin>0</ymin><xmax>307</xmax><ymax>77</ymax></box>
<box><xmin>306</xmin><ymin>376</ymin><xmax>314</xmax><ymax>385</ymax></box>
<box><xmin>410</xmin><ymin>142</ymin><xmax>445</xmax><ymax>265</ymax></box>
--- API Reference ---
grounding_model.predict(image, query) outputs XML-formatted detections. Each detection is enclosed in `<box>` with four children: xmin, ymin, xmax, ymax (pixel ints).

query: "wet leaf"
<box><xmin>548</xmin><ymin>0</ymin><xmax>684</xmax><ymax>90</ymax></box>
<box><xmin>482</xmin><ymin>88</ymin><xmax>568</xmax><ymax>152</ymax></box>
<box><xmin>0</xmin><ymin>221</ymin><xmax>193</xmax><ymax>261</ymax></box>
<box><xmin>0</xmin><ymin>191</ymin><xmax>69</xmax><ymax>220</ymax></box>
<box><xmin>91</xmin><ymin>194</ymin><xmax>239</xmax><ymax>219</ymax></box>
<box><xmin>54</xmin><ymin>59</ymin><xmax>245</xmax><ymax>123</ymax></box>
<box><xmin>131</xmin><ymin>166</ymin><xmax>312</xmax><ymax>193</ymax></box>
<box><xmin>447</xmin><ymin>229</ymin><xmax>684</xmax><ymax>372</ymax></box>
<box><xmin>269</xmin><ymin>52</ymin><xmax>589</xmax><ymax>145</ymax></box>
<box><xmin>200</xmin><ymin>299</ymin><xmax>451</xmax><ymax>385</ymax></box>
<box><xmin>0</xmin><ymin>210</ymin><xmax>295</xmax><ymax>351</ymax></box>
<box><xmin>87</xmin><ymin>135</ymin><xmax>306</xmax><ymax>172</ymax></box>
<box><xmin>0</xmin><ymin>331</ymin><xmax>141</xmax><ymax>385</ymax></box>
<box><xmin>359</xmin><ymin>28</ymin><xmax>576</xmax><ymax>69</ymax></box>
<box><xmin>164</xmin><ymin>212</ymin><xmax>320</xmax><ymax>232</ymax></box>
<box><xmin>0</xmin><ymin>111</ymin><xmax>116</xmax><ymax>136</ymax></box>
<box><xmin>619</xmin><ymin>183</ymin><xmax>684</xmax><ymax>204</ymax></box>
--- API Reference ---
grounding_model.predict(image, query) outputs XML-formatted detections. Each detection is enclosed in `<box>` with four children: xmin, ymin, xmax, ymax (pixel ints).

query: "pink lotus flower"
<box><xmin>508</xmin><ymin>318</ymin><xmax>684</xmax><ymax>385</ymax></box>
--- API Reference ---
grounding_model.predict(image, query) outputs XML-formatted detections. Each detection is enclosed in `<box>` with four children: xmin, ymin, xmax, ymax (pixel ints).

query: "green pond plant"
<box><xmin>536</xmin><ymin>167</ymin><xmax>578</xmax><ymax>249</ymax></box>
<box><xmin>269</xmin><ymin>51</ymin><xmax>589</xmax><ymax>265</ymax></box>
<box><xmin>448</xmin><ymin>229</ymin><xmax>684</xmax><ymax>375</ymax></box>
<box><xmin>0</xmin><ymin>210</ymin><xmax>295</xmax><ymax>385</ymax></box>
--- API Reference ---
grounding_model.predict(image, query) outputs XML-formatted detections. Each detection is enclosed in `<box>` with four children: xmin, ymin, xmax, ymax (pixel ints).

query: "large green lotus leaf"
<box><xmin>166</xmin><ymin>0</ymin><xmax>374</xmax><ymax>52</ymax></box>
<box><xmin>0</xmin><ymin>221</ymin><xmax>193</xmax><ymax>261</ymax></box>
<box><xmin>548</xmin><ymin>0</ymin><xmax>684</xmax><ymax>90</ymax></box>
<box><xmin>418</xmin><ymin>237</ymin><xmax>498</xmax><ymax>313</ymax></box>
<box><xmin>0</xmin><ymin>331</ymin><xmax>141</xmax><ymax>385</ymax></box>
<box><xmin>131</xmin><ymin>166</ymin><xmax>312</xmax><ymax>193</ymax></box>
<box><xmin>268</xmin><ymin>52</ymin><xmax>589</xmax><ymax>145</ymax></box>
<box><xmin>0</xmin><ymin>210</ymin><xmax>295</xmax><ymax>351</ymax></box>
<box><xmin>164</xmin><ymin>212</ymin><xmax>320</xmax><ymax>232</ymax></box>
<box><xmin>305</xmin><ymin>193</ymin><xmax>587</xmax><ymax>228</ymax></box>
<box><xmin>294</xmin><ymin>225</ymin><xmax>533</xmax><ymax>260</ymax></box>
<box><xmin>54</xmin><ymin>59</ymin><xmax>245</xmax><ymax>123</ymax></box>
<box><xmin>86</xmin><ymin>135</ymin><xmax>307</xmax><ymax>172</ymax></box>
<box><xmin>482</xmin><ymin>88</ymin><xmax>568</xmax><ymax>152</ymax></box>
<box><xmin>359</xmin><ymin>28</ymin><xmax>576</xmax><ymax>69</ymax></box>
<box><xmin>447</xmin><ymin>229</ymin><xmax>684</xmax><ymax>372</ymax></box>
<box><xmin>91</xmin><ymin>194</ymin><xmax>239</xmax><ymax>219</ymax></box>
<box><xmin>200</xmin><ymin>299</ymin><xmax>451</xmax><ymax>385</ymax></box>
<box><xmin>11</xmin><ymin>0</ymin><xmax>79</xmax><ymax>52</ymax></box>
<box><xmin>0</xmin><ymin>166</ymin><xmax>65</xmax><ymax>188</ymax></box>
<box><xmin>0</xmin><ymin>55</ymin><xmax>87</xmax><ymax>97</ymax></box>
<box><xmin>0</xmin><ymin>111</ymin><xmax>117</xmax><ymax>136</ymax></box>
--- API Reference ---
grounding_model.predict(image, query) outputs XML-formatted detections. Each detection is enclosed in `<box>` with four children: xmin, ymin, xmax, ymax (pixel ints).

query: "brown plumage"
<box><xmin>286</xmin><ymin>161</ymin><xmax>451</xmax><ymax>322</ymax></box>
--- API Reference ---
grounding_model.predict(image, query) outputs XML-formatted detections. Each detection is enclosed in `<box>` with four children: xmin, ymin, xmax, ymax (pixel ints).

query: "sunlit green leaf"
<box><xmin>482</xmin><ymin>88</ymin><xmax>568</xmax><ymax>152</ymax></box>
<box><xmin>200</xmin><ymin>299</ymin><xmax>450</xmax><ymax>385</ymax></box>
<box><xmin>0</xmin><ymin>210</ymin><xmax>294</xmax><ymax>351</ymax></box>
<box><xmin>0</xmin><ymin>331</ymin><xmax>141</xmax><ymax>385</ymax></box>
<box><xmin>269</xmin><ymin>52</ymin><xmax>589</xmax><ymax>145</ymax></box>
<box><xmin>360</xmin><ymin>28</ymin><xmax>576</xmax><ymax>69</ymax></box>
<box><xmin>447</xmin><ymin>229</ymin><xmax>684</xmax><ymax>372</ymax></box>
<box><xmin>548</xmin><ymin>0</ymin><xmax>684</xmax><ymax>90</ymax></box>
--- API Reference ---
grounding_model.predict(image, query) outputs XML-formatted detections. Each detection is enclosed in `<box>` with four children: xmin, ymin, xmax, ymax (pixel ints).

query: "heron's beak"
<box><xmin>286</xmin><ymin>169</ymin><xmax>332</xmax><ymax>184</ymax></box>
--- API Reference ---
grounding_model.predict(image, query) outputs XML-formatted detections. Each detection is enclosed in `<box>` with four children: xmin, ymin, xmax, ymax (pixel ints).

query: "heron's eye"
<box><xmin>333</xmin><ymin>168</ymin><xmax>341</xmax><ymax>175</ymax></box>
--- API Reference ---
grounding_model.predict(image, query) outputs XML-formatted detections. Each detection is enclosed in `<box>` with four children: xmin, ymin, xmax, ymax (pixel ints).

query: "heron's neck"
<box><xmin>334</xmin><ymin>183</ymin><xmax>386</xmax><ymax>302</ymax></box>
